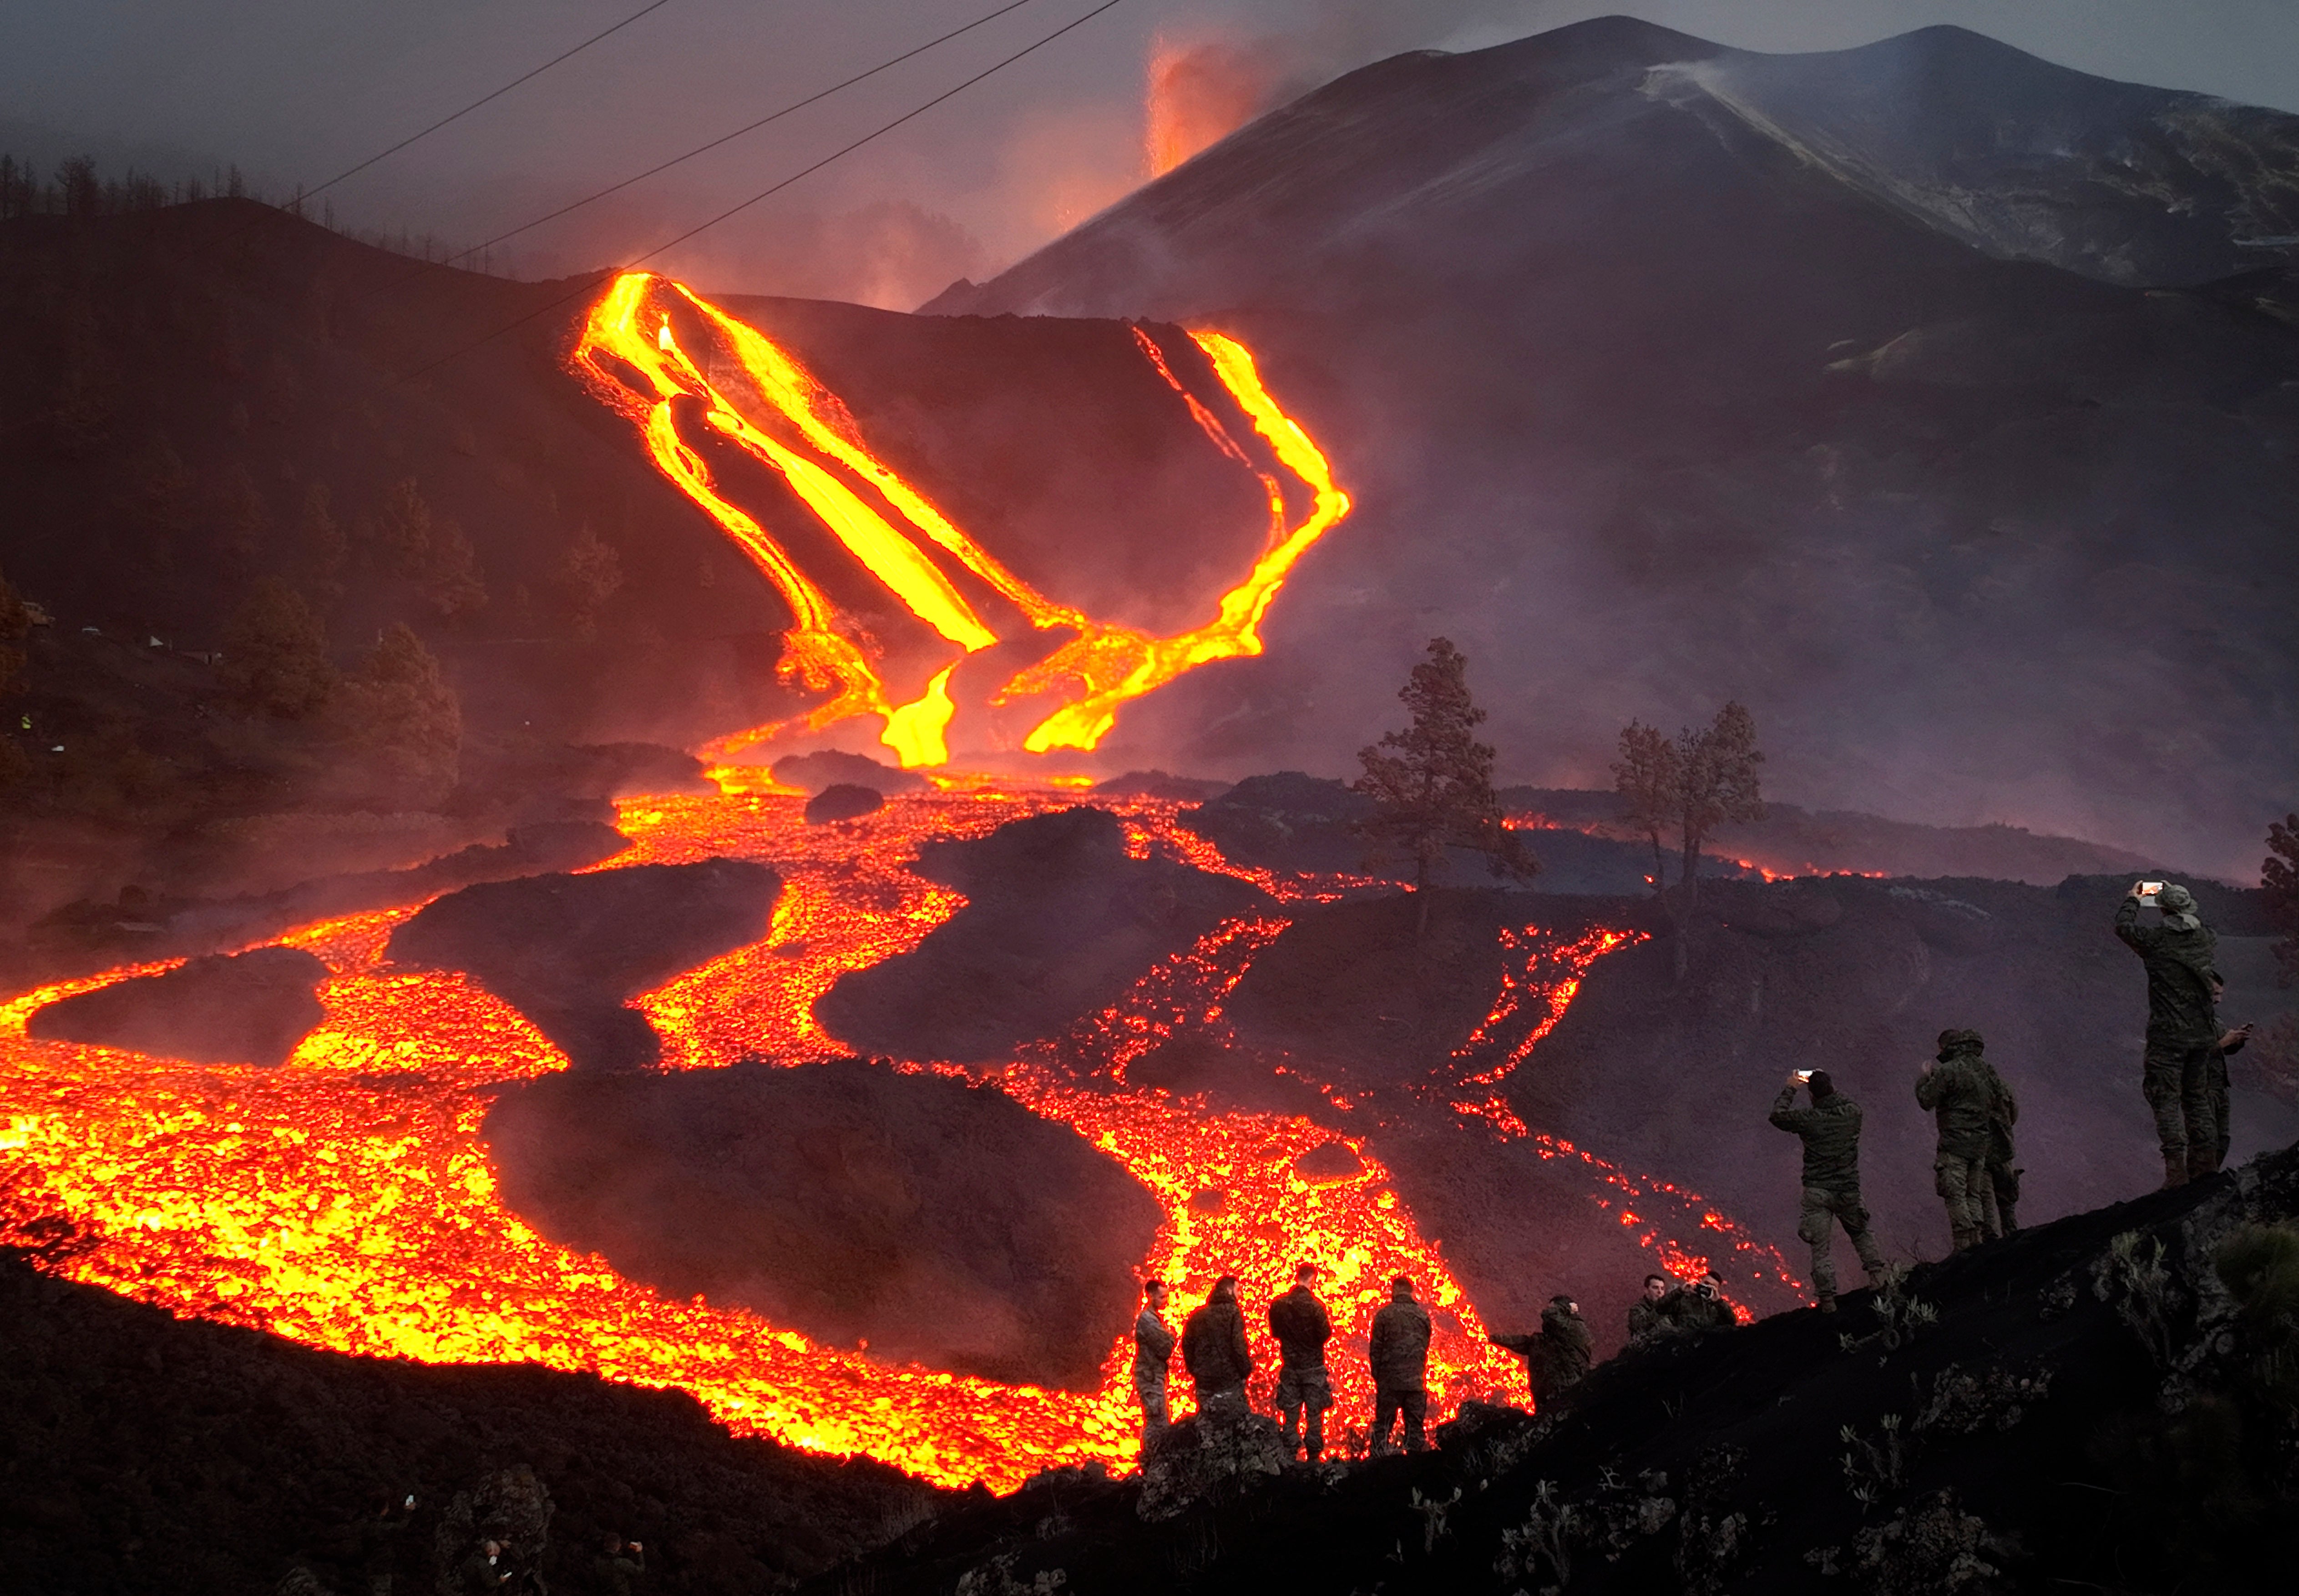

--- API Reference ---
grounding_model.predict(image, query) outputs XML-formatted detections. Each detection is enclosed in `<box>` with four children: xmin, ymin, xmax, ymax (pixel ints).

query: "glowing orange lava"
<box><xmin>570</xmin><ymin>274</ymin><xmax>1349</xmax><ymax>768</ymax></box>
<box><xmin>0</xmin><ymin>791</ymin><xmax>1792</xmax><ymax>1485</ymax></box>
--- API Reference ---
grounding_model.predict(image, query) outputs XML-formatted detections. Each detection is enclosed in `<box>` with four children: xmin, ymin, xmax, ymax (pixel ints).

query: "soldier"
<box><xmin>1368</xmin><ymin>1274</ymin><xmax>1432</xmax><ymax>1455</ymax></box>
<box><xmin>1626</xmin><ymin>1273</ymin><xmax>1673</xmax><ymax>1344</ymax></box>
<box><xmin>1668</xmin><ymin>1273</ymin><xmax>1737</xmax><ymax>1332</ymax></box>
<box><xmin>1133</xmin><ymin>1280</ymin><xmax>1177</xmax><ymax>1444</ymax></box>
<box><xmin>1494</xmin><ymin>1295</ymin><xmax>1594</xmax><ymax>1405</ymax></box>
<box><xmin>1180</xmin><ymin>1275</ymin><xmax>1253</xmax><ymax>1417</ymax></box>
<box><xmin>1768</xmin><ymin>1068</ymin><xmax>1889</xmax><ymax>1311</ymax></box>
<box><xmin>1979</xmin><ymin>1053</ymin><xmax>2021</xmax><ymax>1234</ymax></box>
<box><xmin>1917</xmin><ymin>1029</ymin><xmax>1998</xmax><ymax>1250</ymax></box>
<box><xmin>1267</xmin><ymin>1262</ymin><xmax>1334</xmax><ymax>1462</ymax></box>
<box><xmin>2115</xmin><ymin>882</ymin><xmax>2222</xmax><ymax>1187</ymax></box>
<box><xmin>592</xmin><ymin>1535</ymin><xmax>645</xmax><ymax>1596</ymax></box>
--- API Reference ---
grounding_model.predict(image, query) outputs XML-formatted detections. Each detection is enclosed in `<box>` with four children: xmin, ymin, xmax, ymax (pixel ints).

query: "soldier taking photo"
<box><xmin>1768</xmin><ymin>1067</ymin><xmax>1889</xmax><ymax>1311</ymax></box>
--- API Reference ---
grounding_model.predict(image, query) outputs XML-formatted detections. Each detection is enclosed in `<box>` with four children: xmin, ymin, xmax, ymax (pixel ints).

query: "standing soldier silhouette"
<box><xmin>2115</xmin><ymin>883</ymin><xmax>2223</xmax><ymax>1186</ymax></box>
<box><xmin>1268</xmin><ymin>1262</ymin><xmax>1334</xmax><ymax>1462</ymax></box>
<box><xmin>1180</xmin><ymin>1275</ymin><xmax>1254</xmax><ymax>1418</ymax></box>
<box><xmin>1367</xmin><ymin>1275</ymin><xmax>1432</xmax><ymax>1455</ymax></box>
<box><xmin>1917</xmin><ymin>1030</ymin><xmax>1999</xmax><ymax>1250</ymax></box>
<box><xmin>1133</xmin><ymin>1280</ymin><xmax>1177</xmax><ymax>1444</ymax></box>
<box><xmin>1768</xmin><ymin>1068</ymin><xmax>1889</xmax><ymax>1311</ymax></box>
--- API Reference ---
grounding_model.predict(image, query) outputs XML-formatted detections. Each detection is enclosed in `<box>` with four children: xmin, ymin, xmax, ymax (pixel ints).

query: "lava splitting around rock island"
<box><xmin>0</xmin><ymin>786</ymin><xmax>1783</xmax><ymax>1491</ymax></box>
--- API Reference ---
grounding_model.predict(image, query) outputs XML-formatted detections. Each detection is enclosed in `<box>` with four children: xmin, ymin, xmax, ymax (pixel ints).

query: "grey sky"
<box><xmin>5</xmin><ymin>2</ymin><xmax>2297</xmax><ymax>304</ymax></box>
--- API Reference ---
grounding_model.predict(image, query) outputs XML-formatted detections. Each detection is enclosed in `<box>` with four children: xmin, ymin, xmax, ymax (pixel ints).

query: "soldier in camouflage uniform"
<box><xmin>1368</xmin><ymin>1275</ymin><xmax>1433</xmax><ymax>1455</ymax></box>
<box><xmin>1267</xmin><ymin>1263</ymin><xmax>1334</xmax><ymax>1461</ymax></box>
<box><xmin>1626</xmin><ymin>1274</ymin><xmax>1673</xmax><ymax>1345</ymax></box>
<box><xmin>1977</xmin><ymin>1054</ymin><xmax>2020</xmax><ymax>1234</ymax></box>
<box><xmin>2115</xmin><ymin>883</ymin><xmax>2221</xmax><ymax>1187</ymax></box>
<box><xmin>1768</xmin><ymin>1069</ymin><xmax>1888</xmax><ymax>1310</ymax></box>
<box><xmin>1133</xmin><ymin>1280</ymin><xmax>1177</xmax><ymax>1443</ymax></box>
<box><xmin>1916</xmin><ymin>1030</ymin><xmax>1998</xmax><ymax>1250</ymax></box>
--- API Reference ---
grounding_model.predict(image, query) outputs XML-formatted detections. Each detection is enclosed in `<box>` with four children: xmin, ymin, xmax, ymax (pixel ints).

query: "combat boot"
<box><xmin>2161</xmin><ymin>1155</ymin><xmax>2189</xmax><ymax>1191</ymax></box>
<box><xmin>1816</xmin><ymin>1295</ymin><xmax>1837</xmax><ymax>1314</ymax></box>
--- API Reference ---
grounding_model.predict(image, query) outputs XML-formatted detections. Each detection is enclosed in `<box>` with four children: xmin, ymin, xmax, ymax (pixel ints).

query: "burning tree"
<box><xmin>1611</xmin><ymin>702</ymin><xmax>1766</xmax><ymax>902</ymax></box>
<box><xmin>1353</xmin><ymin>636</ymin><xmax>1537</xmax><ymax>934</ymax></box>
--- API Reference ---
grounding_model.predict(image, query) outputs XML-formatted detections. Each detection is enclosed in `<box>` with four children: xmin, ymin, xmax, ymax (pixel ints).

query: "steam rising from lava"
<box><xmin>571</xmin><ymin>273</ymin><xmax>1349</xmax><ymax>772</ymax></box>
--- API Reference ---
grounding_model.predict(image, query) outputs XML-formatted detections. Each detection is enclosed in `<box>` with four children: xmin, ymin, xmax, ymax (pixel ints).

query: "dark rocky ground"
<box><xmin>818</xmin><ymin>806</ymin><xmax>1273</xmax><ymax>1062</ymax></box>
<box><xmin>482</xmin><ymin>1056</ymin><xmax>1163</xmax><ymax>1391</ymax></box>
<box><xmin>800</xmin><ymin>1141</ymin><xmax>2299</xmax><ymax>1596</ymax></box>
<box><xmin>0</xmin><ymin>1243</ymin><xmax>950</xmax><ymax>1596</ymax></box>
<box><xmin>27</xmin><ymin>943</ymin><xmax>326</xmax><ymax>1065</ymax></box>
<box><xmin>386</xmin><ymin>859</ymin><xmax>780</xmax><ymax>1071</ymax></box>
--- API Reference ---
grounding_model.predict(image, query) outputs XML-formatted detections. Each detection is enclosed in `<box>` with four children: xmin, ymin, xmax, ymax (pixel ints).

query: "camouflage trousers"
<box><xmin>1274</xmin><ymin>1365</ymin><xmax>1332</xmax><ymax>1460</ymax></box>
<box><xmin>1798</xmin><ymin>1184</ymin><xmax>1887</xmax><ymax>1301</ymax></box>
<box><xmin>1933</xmin><ymin>1156</ymin><xmax>1998</xmax><ymax>1251</ymax></box>
<box><xmin>1984</xmin><ymin>1158</ymin><xmax>2021</xmax><ymax>1234</ymax></box>
<box><xmin>1370</xmin><ymin>1388</ymin><xmax>1426</xmax><ymax>1455</ymax></box>
<box><xmin>1134</xmin><ymin>1370</ymin><xmax>1170</xmax><ymax>1444</ymax></box>
<box><xmin>2143</xmin><ymin>1040</ymin><xmax>2227</xmax><ymax>1181</ymax></box>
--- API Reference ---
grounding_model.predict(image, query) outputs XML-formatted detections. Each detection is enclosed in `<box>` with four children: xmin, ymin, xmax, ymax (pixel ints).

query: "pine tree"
<box><xmin>339</xmin><ymin>623</ymin><xmax>461</xmax><ymax>806</ymax></box>
<box><xmin>555</xmin><ymin>522</ymin><xmax>623</xmax><ymax>642</ymax></box>
<box><xmin>213</xmin><ymin>462</ymin><xmax>270</xmax><ymax>560</ymax></box>
<box><xmin>1353</xmin><ymin>636</ymin><xmax>1538</xmax><ymax>935</ymax></box>
<box><xmin>1611</xmin><ymin>720</ymin><xmax>1680</xmax><ymax>892</ymax></box>
<box><xmin>218</xmin><ymin>580</ymin><xmax>335</xmax><ymax>718</ymax></box>
<box><xmin>294</xmin><ymin>482</ymin><xmax>348</xmax><ymax>602</ymax></box>
<box><xmin>373</xmin><ymin>477</ymin><xmax>434</xmax><ymax>575</ymax></box>
<box><xmin>416</xmin><ymin>516</ymin><xmax>487</xmax><ymax>622</ymax></box>
<box><xmin>1674</xmin><ymin>701</ymin><xmax>1765</xmax><ymax>901</ymax></box>
<box><xmin>0</xmin><ymin>564</ymin><xmax>30</xmax><ymax>698</ymax></box>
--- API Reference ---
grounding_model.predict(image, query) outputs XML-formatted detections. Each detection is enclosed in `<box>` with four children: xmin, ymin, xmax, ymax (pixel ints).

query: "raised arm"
<box><xmin>1768</xmin><ymin>1079</ymin><xmax>1809</xmax><ymax>1133</ymax></box>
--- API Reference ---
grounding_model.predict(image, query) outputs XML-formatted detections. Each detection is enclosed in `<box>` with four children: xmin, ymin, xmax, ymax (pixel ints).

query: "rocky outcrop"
<box><xmin>483</xmin><ymin>1057</ymin><xmax>1163</xmax><ymax>1390</ymax></box>
<box><xmin>804</xmin><ymin>783</ymin><xmax>886</xmax><ymax>824</ymax></box>
<box><xmin>27</xmin><ymin>945</ymin><xmax>329</xmax><ymax>1066</ymax></box>
<box><xmin>386</xmin><ymin>859</ymin><xmax>780</xmax><ymax>1071</ymax></box>
<box><xmin>770</xmin><ymin>750</ymin><xmax>927</xmax><ymax>795</ymax></box>
<box><xmin>818</xmin><ymin>807</ymin><xmax>1273</xmax><ymax>1063</ymax></box>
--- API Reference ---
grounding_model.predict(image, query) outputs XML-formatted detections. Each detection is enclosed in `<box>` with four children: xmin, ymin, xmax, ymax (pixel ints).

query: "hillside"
<box><xmin>802</xmin><ymin>1141</ymin><xmax>2299</xmax><ymax>1594</ymax></box>
<box><xmin>929</xmin><ymin>18</ymin><xmax>2299</xmax><ymax>878</ymax></box>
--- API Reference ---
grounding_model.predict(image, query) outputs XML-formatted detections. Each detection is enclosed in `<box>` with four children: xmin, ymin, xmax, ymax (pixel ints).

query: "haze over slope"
<box><xmin>932</xmin><ymin>18</ymin><xmax>2299</xmax><ymax>878</ymax></box>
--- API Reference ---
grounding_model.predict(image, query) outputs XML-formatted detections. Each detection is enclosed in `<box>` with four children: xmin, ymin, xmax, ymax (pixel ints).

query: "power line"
<box><xmin>398</xmin><ymin>0</ymin><xmax>1127</xmax><ymax>383</ymax></box>
<box><xmin>304</xmin><ymin>0</ymin><xmax>680</xmax><ymax>203</ymax></box>
<box><xmin>418</xmin><ymin>0</ymin><xmax>1047</xmax><ymax>276</ymax></box>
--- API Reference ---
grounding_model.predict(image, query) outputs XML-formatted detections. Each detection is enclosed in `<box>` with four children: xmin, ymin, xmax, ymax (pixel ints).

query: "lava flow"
<box><xmin>0</xmin><ymin>788</ymin><xmax>1789</xmax><ymax>1487</ymax></box>
<box><xmin>571</xmin><ymin>274</ymin><xmax>1350</xmax><ymax>768</ymax></box>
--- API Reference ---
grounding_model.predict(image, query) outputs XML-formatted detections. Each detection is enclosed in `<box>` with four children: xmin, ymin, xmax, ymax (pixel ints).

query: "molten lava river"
<box><xmin>0</xmin><ymin>790</ymin><xmax>1798</xmax><ymax>1491</ymax></box>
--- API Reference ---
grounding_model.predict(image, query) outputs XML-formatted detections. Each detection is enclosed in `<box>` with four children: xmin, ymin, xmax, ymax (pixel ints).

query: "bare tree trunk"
<box><xmin>1414</xmin><ymin>851</ymin><xmax>1432</xmax><ymax>941</ymax></box>
<box><xmin>1681</xmin><ymin>828</ymin><xmax>1702</xmax><ymax>908</ymax></box>
<box><xmin>1647</xmin><ymin>829</ymin><xmax>1667</xmax><ymax>893</ymax></box>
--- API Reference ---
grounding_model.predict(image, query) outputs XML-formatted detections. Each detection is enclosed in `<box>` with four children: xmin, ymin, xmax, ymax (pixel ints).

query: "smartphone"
<box><xmin>2139</xmin><ymin>880</ymin><xmax>2166</xmax><ymax>900</ymax></box>
<box><xmin>1793</xmin><ymin>1070</ymin><xmax>1814</xmax><ymax>1084</ymax></box>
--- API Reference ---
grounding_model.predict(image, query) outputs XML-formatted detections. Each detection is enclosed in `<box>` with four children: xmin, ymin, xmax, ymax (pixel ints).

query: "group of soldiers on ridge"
<box><xmin>1133</xmin><ymin>880</ymin><xmax>2269</xmax><ymax>1449</ymax></box>
<box><xmin>1772</xmin><ymin>880</ymin><xmax>2258</xmax><ymax>1309</ymax></box>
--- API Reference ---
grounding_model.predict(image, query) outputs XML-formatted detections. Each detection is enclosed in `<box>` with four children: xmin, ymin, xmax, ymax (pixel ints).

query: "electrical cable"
<box><xmin>396</xmin><ymin>0</ymin><xmax>1126</xmax><ymax>383</ymax></box>
<box><xmin>409</xmin><ymin>0</ymin><xmax>1047</xmax><ymax>278</ymax></box>
<box><xmin>302</xmin><ymin>0</ymin><xmax>680</xmax><ymax>203</ymax></box>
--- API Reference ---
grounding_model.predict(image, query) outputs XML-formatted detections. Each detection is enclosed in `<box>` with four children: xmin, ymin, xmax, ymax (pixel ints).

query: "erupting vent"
<box><xmin>571</xmin><ymin>273</ymin><xmax>1350</xmax><ymax>770</ymax></box>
